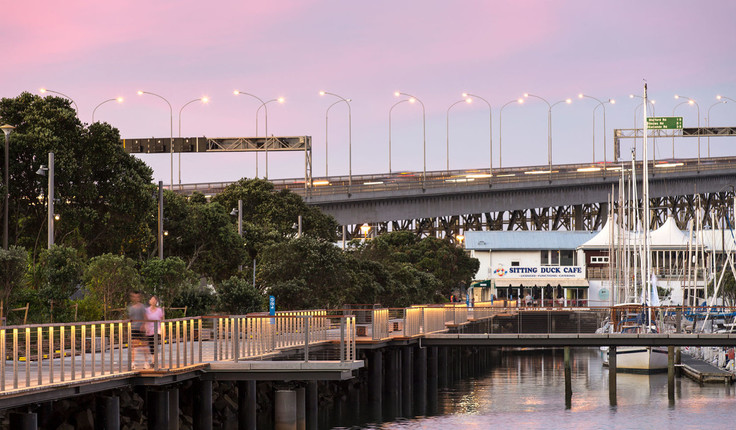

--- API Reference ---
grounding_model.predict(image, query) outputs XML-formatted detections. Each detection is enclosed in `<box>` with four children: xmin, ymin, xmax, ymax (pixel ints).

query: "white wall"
<box><xmin>471</xmin><ymin>250</ymin><xmax>542</xmax><ymax>279</ymax></box>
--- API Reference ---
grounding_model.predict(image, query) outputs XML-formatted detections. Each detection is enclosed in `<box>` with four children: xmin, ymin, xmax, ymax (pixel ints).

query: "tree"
<box><xmin>0</xmin><ymin>246</ymin><xmax>28</xmax><ymax>315</ymax></box>
<box><xmin>38</xmin><ymin>245</ymin><xmax>85</xmax><ymax>319</ymax></box>
<box><xmin>85</xmin><ymin>253</ymin><xmax>140</xmax><ymax>319</ymax></box>
<box><xmin>216</xmin><ymin>276</ymin><xmax>266</xmax><ymax>315</ymax></box>
<box><xmin>258</xmin><ymin>237</ymin><xmax>353</xmax><ymax>310</ymax></box>
<box><xmin>139</xmin><ymin>257</ymin><xmax>196</xmax><ymax>307</ymax></box>
<box><xmin>0</xmin><ymin>93</ymin><xmax>155</xmax><ymax>261</ymax></box>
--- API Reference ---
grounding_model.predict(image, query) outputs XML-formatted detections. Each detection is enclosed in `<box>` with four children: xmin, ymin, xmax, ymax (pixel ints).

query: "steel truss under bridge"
<box><xmin>120</xmin><ymin>136</ymin><xmax>313</xmax><ymax>187</ymax></box>
<box><xmin>342</xmin><ymin>191</ymin><xmax>736</xmax><ymax>243</ymax></box>
<box><xmin>613</xmin><ymin>127</ymin><xmax>736</xmax><ymax>162</ymax></box>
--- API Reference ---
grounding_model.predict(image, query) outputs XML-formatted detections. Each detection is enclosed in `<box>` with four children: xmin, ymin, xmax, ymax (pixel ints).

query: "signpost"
<box><xmin>646</xmin><ymin>117</ymin><xmax>683</xmax><ymax>130</ymax></box>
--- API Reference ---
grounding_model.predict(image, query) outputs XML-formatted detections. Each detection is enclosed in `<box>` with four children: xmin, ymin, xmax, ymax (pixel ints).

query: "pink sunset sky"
<box><xmin>2</xmin><ymin>1</ymin><xmax>735</xmax><ymax>185</ymax></box>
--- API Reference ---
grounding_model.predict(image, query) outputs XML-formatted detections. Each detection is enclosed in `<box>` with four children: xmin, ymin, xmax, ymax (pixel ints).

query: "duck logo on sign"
<box><xmin>494</xmin><ymin>265</ymin><xmax>506</xmax><ymax>277</ymax></box>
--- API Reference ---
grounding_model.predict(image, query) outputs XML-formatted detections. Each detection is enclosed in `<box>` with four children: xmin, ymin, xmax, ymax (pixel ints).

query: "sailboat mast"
<box><xmin>643</xmin><ymin>83</ymin><xmax>652</xmax><ymax>326</ymax></box>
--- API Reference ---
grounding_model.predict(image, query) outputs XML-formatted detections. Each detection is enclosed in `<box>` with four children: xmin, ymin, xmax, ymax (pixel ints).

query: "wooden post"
<box><xmin>668</xmin><ymin>345</ymin><xmax>675</xmax><ymax>403</ymax></box>
<box><xmin>608</xmin><ymin>346</ymin><xmax>617</xmax><ymax>406</ymax></box>
<box><xmin>564</xmin><ymin>346</ymin><xmax>572</xmax><ymax>409</ymax></box>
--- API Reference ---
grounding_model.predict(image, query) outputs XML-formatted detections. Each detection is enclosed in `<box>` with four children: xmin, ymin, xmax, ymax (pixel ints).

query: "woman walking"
<box><xmin>145</xmin><ymin>295</ymin><xmax>165</xmax><ymax>368</ymax></box>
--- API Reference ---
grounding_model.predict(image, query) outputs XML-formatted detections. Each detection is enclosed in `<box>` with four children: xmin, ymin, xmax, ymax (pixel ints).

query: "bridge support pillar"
<box><xmin>169</xmin><ymin>387</ymin><xmax>179</xmax><ymax>430</ymax></box>
<box><xmin>414</xmin><ymin>346</ymin><xmax>427</xmax><ymax>416</ymax></box>
<box><xmin>564</xmin><ymin>346</ymin><xmax>572</xmax><ymax>409</ymax></box>
<box><xmin>195</xmin><ymin>380</ymin><xmax>213</xmax><ymax>430</ymax></box>
<box><xmin>401</xmin><ymin>346</ymin><xmax>413</xmax><ymax>417</ymax></box>
<box><xmin>438</xmin><ymin>347</ymin><xmax>448</xmax><ymax>388</ymax></box>
<box><xmin>368</xmin><ymin>350</ymin><xmax>383</xmax><ymax>404</ymax></box>
<box><xmin>306</xmin><ymin>381</ymin><xmax>318</xmax><ymax>430</ymax></box>
<box><xmin>427</xmin><ymin>346</ymin><xmax>439</xmax><ymax>415</ymax></box>
<box><xmin>9</xmin><ymin>412</ymin><xmax>36</xmax><ymax>430</ymax></box>
<box><xmin>238</xmin><ymin>381</ymin><xmax>257</xmax><ymax>430</ymax></box>
<box><xmin>147</xmin><ymin>390</ymin><xmax>170</xmax><ymax>430</ymax></box>
<box><xmin>668</xmin><ymin>346</ymin><xmax>675</xmax><ymax>403</ymax></box>
<box><xmin>296</xmin><ymin>386</ymin><xmax>306</xmax><ymax>430</ymax></box>
<box><xmin>608</xmin><ymin>346</ymin><xmax>617</xmax><ymax>406</ymax></box>
<box><xmin>96</xmin><ymin>395</ymin><xmax>120</xmax><ymax>430</ymax></box>
<box><xmin>385</xmin><ymin>348</ymin><xmax>400</xmax><ymax>417</ymax></box>
<box><xmin>275</xmin><ymin>389</ymin><xmax>297</xmax><ymax>430</ymax></box>
<box><xmin>573</xmin><ymin>205</ymin><xmax>583</xmax><ymax>230</ymax></box>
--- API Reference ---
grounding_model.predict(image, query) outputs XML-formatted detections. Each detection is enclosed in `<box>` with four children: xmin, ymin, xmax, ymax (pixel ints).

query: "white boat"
<box><xmin>600</xmin><ymin>303</ymin><xmax>669</xmax><ymax>373</ymax></box>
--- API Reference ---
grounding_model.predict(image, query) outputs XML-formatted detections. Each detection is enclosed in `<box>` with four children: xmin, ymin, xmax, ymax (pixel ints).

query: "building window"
<box><xmin>560</xmin><ymin>250</ymin><xmax>574</xmax><ymax>266</ymax></box>
<box><xmin>591</xmin><ymin>256</ymin><xmax>609</xmax><ymax>264</ymax></box>
<box><xmin>541</xmin><ymin>251</ymin><xmax>549</xmax><ymax>265</ymax></box>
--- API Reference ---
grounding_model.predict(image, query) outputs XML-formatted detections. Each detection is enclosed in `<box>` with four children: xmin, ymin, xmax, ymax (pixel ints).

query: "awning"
<box><xmin>493</xmin><ymin>278</ymin><xmax>589</xmax><ymax>288</ymax></box>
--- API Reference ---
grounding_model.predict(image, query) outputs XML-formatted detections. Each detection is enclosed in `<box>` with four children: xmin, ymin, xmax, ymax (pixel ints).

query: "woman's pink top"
<box><xmin>145</xmin><ymin>307</ymin><xmax>165</xmax><ymax>336</ymax></box>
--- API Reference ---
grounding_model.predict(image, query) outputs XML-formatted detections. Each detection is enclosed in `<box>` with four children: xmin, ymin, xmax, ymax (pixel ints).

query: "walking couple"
<box><xmin>128</xmin><ymin>291</ymin><xmax>164</xmax><ymax>369</ymax></box>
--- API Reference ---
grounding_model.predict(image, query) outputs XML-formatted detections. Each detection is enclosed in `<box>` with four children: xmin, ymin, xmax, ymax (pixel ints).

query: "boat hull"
<box><xmin>603</xmin><ymin>346</ymin><xmax>669</xmax><ymax>374</ymax></box>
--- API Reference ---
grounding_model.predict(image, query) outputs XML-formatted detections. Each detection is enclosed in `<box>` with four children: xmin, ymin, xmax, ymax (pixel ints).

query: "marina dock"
<box><xmin>679</xmin><ymin>353</ymin><xmax>734</xmax><ymax>384</ymax></box>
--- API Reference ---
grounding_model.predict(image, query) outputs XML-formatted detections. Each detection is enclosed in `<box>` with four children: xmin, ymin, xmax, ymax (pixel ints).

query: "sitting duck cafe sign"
<box><xmin>493</xmin><ymin>265</ymin><xmax>584</xmax><ymax>279</ymax></box>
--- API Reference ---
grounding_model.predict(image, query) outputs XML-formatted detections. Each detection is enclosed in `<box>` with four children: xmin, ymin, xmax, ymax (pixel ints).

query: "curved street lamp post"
<box><xmin>234</xmin><ymin>91</ymin><xmax>271</xmax><ymax>179</ymax></box>
<box><xmin>395</xmin><ymin>91</ymin><xmax>426</xmax><ymax>186</ymax></box>
<box><xmin>578</xmin><ymin>94</ymin><xmax>614</xmax><ymax>166</ymax></box>
<box><xmin>523</xmin><ymin>93</ymin><xmax>571</xmax><ymax>181</ymax></box>
<box><xmin>388</xmin><ymin>99</ymin><xmax>410</xmax><ymax>173</ymax></box>
<box><xmin>92</xmin><ymin>97</ymin><xmax>123</xmax><ymax>123</ymax></box>
<box><xmin>320</xmin><ymin>91</ymin><xmax>352</xmax><ymax>190</ymax></box>
<box><xmin>499</xmin><ymin>98</ymin><xmax>524</xmax><ymax>169</ymax></box>
<box><xmin>446</xmin><ymin>98</ymin><xmax>472</xmax><ymax>171</ymax></box>
<box><xmin>40</xmin><ymin>88</ymin><xmax>78</xmax><ymax>113</ymax></box>
<box><xmin>324</xmin><ymin>98</ymin><xmax>349</xmax><ymax>177</ymax></box>
<box><xmin>462</xmin><ymin>93</ymin><xmax>492</xmax><ymax>181</ymax></box>
<box><xmin>138</xmin><ymin>91</ymin><xmax>174</xmax><ymax>189</ymax></box>
<box><xmin>674</xmin><ymin>95</ymin><xmax>701</xmax><ymax>168</ymax></box>
<box><xmin>178</xmin><ymin>97</ymin><xmax>209</xmax><ymax>186</ymax></box>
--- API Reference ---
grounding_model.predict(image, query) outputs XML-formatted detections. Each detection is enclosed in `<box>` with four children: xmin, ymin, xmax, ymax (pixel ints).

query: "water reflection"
<box><xmin>342</xmin><ymin>348</ymin><xmax>736</xmax><ymax>429</ymax></box>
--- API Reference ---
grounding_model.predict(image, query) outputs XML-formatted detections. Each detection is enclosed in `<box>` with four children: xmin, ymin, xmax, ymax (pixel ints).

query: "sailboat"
<box><xmin>601</xmin><ymin>83</ymin><xmax>668</xmax><ymax>373</ymax></box>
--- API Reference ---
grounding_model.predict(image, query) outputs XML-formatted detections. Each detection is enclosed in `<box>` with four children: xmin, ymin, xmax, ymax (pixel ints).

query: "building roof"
<box><xmin>579</xmin><ymin>215</ymin><xmax>695</xmax><ymax>250</ymax></box>
<box><xmin>465</xmin><ymin>230</ymin><xmax>596</xmax><ymax>251</ymax></box>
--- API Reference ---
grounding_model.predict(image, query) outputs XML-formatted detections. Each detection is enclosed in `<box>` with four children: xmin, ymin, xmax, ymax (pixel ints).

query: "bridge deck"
<box><xmin>423</xmin><ymin>333</ymin><xmax>736</xmax><ymax>347</ymax></box>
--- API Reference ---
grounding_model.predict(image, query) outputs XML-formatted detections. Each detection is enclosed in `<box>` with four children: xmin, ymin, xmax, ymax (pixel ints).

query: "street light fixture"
<box><xmin>578</xmin><ymin>94</ymin><xmax>614</xmax><ymax>165</ymax></box>
<box><xmin>320</xmin><ymin>91</ymin><xmax>352</xmax><ymax>190</ymax></box>
<box><xmin>499</xmin><ymin>98</ymin><xmax>524</xmax><ymax>169</ymax></box>
<box><xmin>389</xmin><ymin>98</ymin><xmax>411</xmax><ymax>173</ymax></box>
<box><xmin>395</xmin><ymin>91</ymin><xmax>426</xmax><ymax>186</ymax></box>
<box><xmin>39</xmin><ymin>88</ymin><xmax>78</xmax><ymax>113</ymax></box>
<box><xmin>707</xmin><ymin>99</ymin><xmax>728</xmax><ymax>159</ymax></box>
<box><xmin>360</xmin><ymin>223</ymin><xmax>371</xmax><ymax>239</ymax></box>
<box><xmin>523</xmin><ymin>94</ymin><xmax>572</xmax><ymax>181</ymax></box>
<box><xmin>463</xmin><ymin>92</ymin><xmax>493</xmax><ymax>180</ymax></box>
<box><xmin>92</xmin><ymin>97</ymin><xmax>123</xmax><ymax>123</ymax></box>
<box><xmin>324</xmin><ymin>97</ymin><xmax>350</xmax><ymax>177</ymax></box>
<box><xmin>446</xmin><ymin>98</ymin><xmax>472</xmax><ymax>171</ymax></box>
<box><xmin>674</xmin><ymin>95</ymin><xmax>701</xmax><ymax>166</ymax></box>
<box><xmin>138</xmin><ymin>91</ymin><xmax>174</xmax><ymax>189</ymax></box>
<box><xmin>177</xmin><ymin>96</ymin><xmax>209</xmax><ymax>187</ymax></box>
<box><xmin>234</xmin><ymin>90</ymin><xmax>273</xmax><ymax>179</ymax></box>
<box><xmin>1</xmin><ymin>124</ymin><xmax>14</xmax><ymax>250</ymax></box>
<box><xmin>36</xmin><ymin>153</ymin><xmax>55</xmax><ymax>249</ymax></box>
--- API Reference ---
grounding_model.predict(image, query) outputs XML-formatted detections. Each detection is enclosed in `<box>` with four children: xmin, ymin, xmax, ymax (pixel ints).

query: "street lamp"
<box><xmin>499</xmin><ymin>98</ymin><xmax>524</xmax><ymax>169</ymax></box>
<box><xmin>177</xmin><ymin>97</ymin><xmax>209</xmax><ymax>187</ymax></box>
<box><xmin>395</xmin><ymin>91</ymin><xmax>426</xmax><ymax>186</ymax></box>
<box><xmin>1</xmin><ymin>124</ymin><xmax>14</xmax><ymax>250</ymax></box>
<box><xmin>138</xmin><ymin>91</ymin><xmax>174</xmax><ymax>189</ymax></box>
<box><xmin>523</xmin><ymin>94</ymin><xmax>571</xmax><ymax>181</ymax></box>
<box><xmin>674</xmin><ymin>95</ymin><xmax>701</xmax><ymax>166</ymax></box>
<box><xmin>234</xmin><ymin>90</ymin><xmax>272</xmax><ymax>179</ymax></box>
<box><xmin>92</xmin><ymin>97</ymin><xmax>123</xmax><ymax>123</ymax></box>
<box><xmin>324</xmin><ymin>97</ymin><xmax>350</xmax><ymax>177</ymax></box>
<box><xmin>578</xmin><ymin>94</ymin><xmax>615</xmax><ymax>165</ymax></box>
<box><xmin>36</xmin><ymin>153</ymin><xmax>55</xmax><ymax>249</ymax></box>
<box><xmin>463</xmin><ymin>93</ymin><xmax>493</xmax><ymax>179</ymax></box>
<box><xmin>320</xmin><ymin>91</ymin><xmax>352</xmax><ymax>189</ymax></box>
<box><xmin>446</xmin><ymin>98</ymin><xmax>472</xmax><ymax>171</ymax></box>
<box><xmin>39</xmin><ymin>88</ymin><xmax>78</xmax><ymax>113</ymax></box>
<box><xmin>360</xmin><ymin>223</ymin><xmax>371</xmax><ymax>239</ymax></box>
<box><xmin>630</xmin><ymin>95</ymin><xmax>656</xmax><ymax>157</ymax></box>
<box><xmin>389</xmin><ymin>98</ymin><xmax>411</xmax><ymax>173</ymax></box>
<box><xmin>455</xmin><ymin>234</ymin><xmax>465</xmax><ymax>246</ymax></box>
<box><xmin>707</xmin><ymin>99</ymin><xmax>728</xmax><ymax>159</ymax></box>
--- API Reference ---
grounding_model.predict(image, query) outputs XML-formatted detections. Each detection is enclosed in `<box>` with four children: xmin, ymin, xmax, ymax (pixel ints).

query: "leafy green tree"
<box><xmin>171</xmin><ymin>285</ymin><xmax>216</xmax><ymax>317</ymax></box>
<box><xmin>84</xmin><ymin>253</ymin><xmax>140</xmax><ymax>319</ymax></box>
<box><xmin>39</xmin><ymin>245</ymin><xmax>85</xmax><ymax>317</ymax></box>
<box><xmin>0</xmin><ymin>93</ymin><xmax>155</xmax><ymax>260</ymax></box>
<box><xmin>139</xmin><ymin>257</ymin><xmax>196</xmax><ymax>306</ymax></box>
<box><xmin>216</xmin><ymin>276</ymin><xmax>266</xmax><ymax>314</ymax></box>
<box><xmin>0</xmin><ymin>245</ymin><xmax>28</xmax><ymax>315</ymax></box>
<box><xmin>258</xmin><ymin>236</ymin><xmax>353</xmax><ymax>310</ymax></box>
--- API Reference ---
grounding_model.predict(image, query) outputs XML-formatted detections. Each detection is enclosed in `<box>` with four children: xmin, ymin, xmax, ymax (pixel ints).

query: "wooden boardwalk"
<box><xmin>679</xmin><ymin>354</ymin><xmax>734</xmax><ymax>384</ymax></box>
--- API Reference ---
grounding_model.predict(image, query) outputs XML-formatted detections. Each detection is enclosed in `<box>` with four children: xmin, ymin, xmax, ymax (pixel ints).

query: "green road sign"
<box><xmin>647</xmin><ymin>116</ymin><xmax>683</xmax><ymax>130</ymax></box>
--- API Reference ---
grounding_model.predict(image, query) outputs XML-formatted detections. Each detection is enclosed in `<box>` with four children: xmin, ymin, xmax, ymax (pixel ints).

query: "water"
<box><xmin>337</xmin><ymin>348</ymin><xmax>736</xmax><ymax>429</ymax></box>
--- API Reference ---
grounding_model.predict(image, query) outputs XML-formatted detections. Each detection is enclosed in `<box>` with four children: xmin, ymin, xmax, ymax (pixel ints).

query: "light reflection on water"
<box><xmin>346</xmin><ymin>348</ymin><xmax>736</xmax><ymax>430</ymax></box>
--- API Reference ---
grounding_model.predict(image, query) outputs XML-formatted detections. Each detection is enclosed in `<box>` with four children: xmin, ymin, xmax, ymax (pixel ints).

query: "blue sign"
<box><xmin>466</xmin><ymin>293</ymin><xmax>471</xmax><ymax>307</ymax></box>
<box><xmin>269</xmin><ymin>295</ymin><xmax>276</xmax><ymax>316</ymax></box>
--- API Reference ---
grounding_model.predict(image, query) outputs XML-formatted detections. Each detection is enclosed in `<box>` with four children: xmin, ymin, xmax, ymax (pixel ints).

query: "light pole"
<box><xmin>92</xmin><ymin>97</ymin><xmax>123</xmax><ymax>123</ymax></box>
<box><xmin>234</xmin><ymin>90</ymin><xmax>271</xmax><ymax>179</ymax></box>
<box><xmin>178</xmin><ymin>97</ymin><xmax>209</xmax><ymax>187</ymax></box>
<box><xmin>39</xmin><ymin>88</ymin><xmax>78</xmax><ymax>113</ymax></box>
<box><xmin>707</xmin><ymin>99</ymin><xmax>728</xmax><ymax>158</ymax></box>
<box><xmin>256</xmin><ymin>98</ymin><xmax>285</xmax><ymax>136</ymax></box>
<box><xmin>158</xmin><ymin>181</ymin><xmax>164</xmax><ymax>260</ymax></box>
<box><xmin>231</xmin><ymin>200</ymin><xmax>243</xmax><ymax>272</ymax></box>
<box><xmin>630</xmin><ymin>95</ymin><xmax>656</xmax><ymax>157</ymax></box>
<box><xmin>446</xmin><ymin>98</ymin><xmax>472</xmax><ymax>171</ymax></box>
<box><xmin>463</xmin><ymin>93</ymin><xmax>492</xmax><ymax>180</ymax></box>
<box><xmin>578</xmin><ymin>94</ymin><xmax>615</xmax><ymax>164</ymax></box>
<box><xmin>499</xmin><ymin>98</ymin><xmax>524</xmax><ymax>169</ymax></box>
<box><xmin>320</xmin><ymin>91</ymin><xmax>352</xmax><ymax>189</ymax></box>
<box><xmin>389</xmin><ymin>99</ymin><xmax>410</xmax><ymax>173</ymax></box>
<box><xmin>395</xmin><ymin>91</ymin><xmax>426</xmax><ymax>186</ymax></box>
<box><xmin>36</xmin><ymin>153</ymin><xmax>55</xmax><ymax>248</ymax></box>
<box><xmin>524</xmin><ymin>94</ymin><xmax>571</xmax><ymax>181</ymax></box>
<box><xmin>138</xmin><ymin>91</ymin><xmax>174</xmax><ymax>189</ymax></box>
<box><xmin>674</xmin><ymin>95</ymin><xmax>701</xmax><ymax>166</ymax></box>
<box><xmin>1</xmin><ymin>124</ymin><xmax>14</xmax><ymax>250</ymax></box>
<box><xmin>324</xmin><ymin>97</ymin><xmax>349</xmax><ymax>177</ymax></box>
